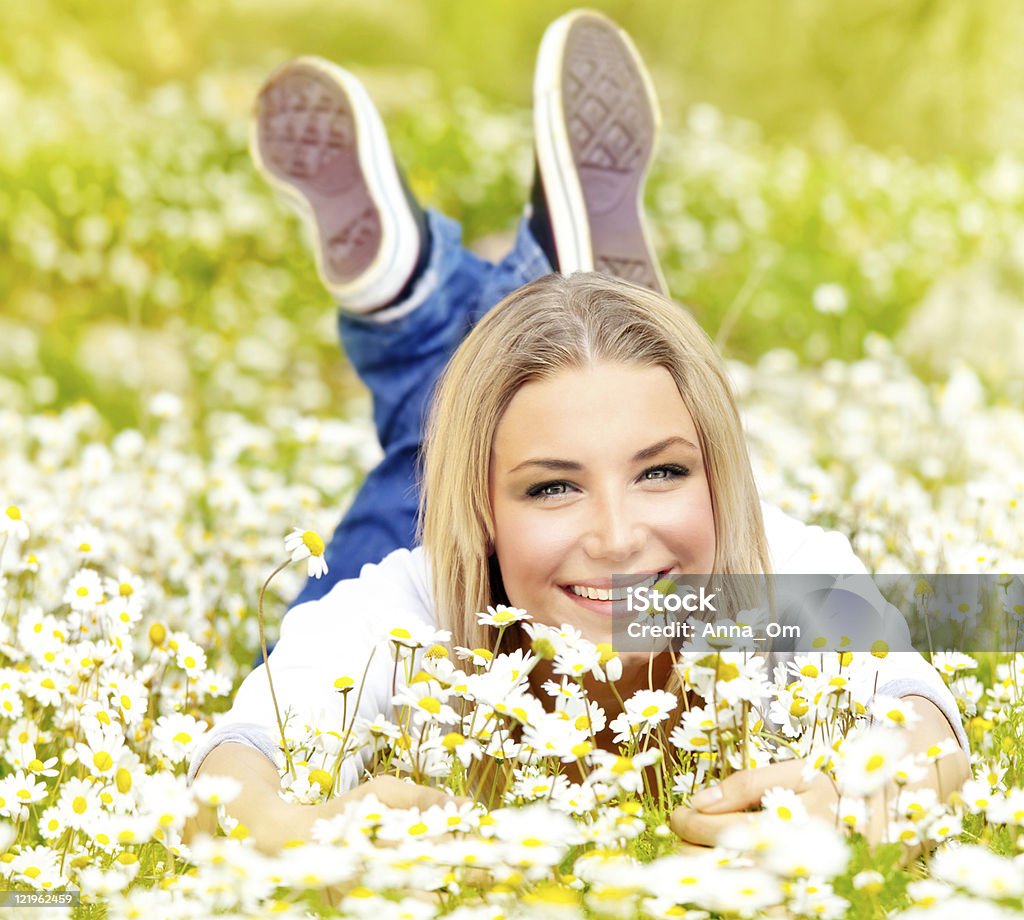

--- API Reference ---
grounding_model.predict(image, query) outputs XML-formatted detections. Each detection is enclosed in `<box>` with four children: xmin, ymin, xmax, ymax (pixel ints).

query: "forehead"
<box><xmin>492</xmin><ymin>362</ymin><xmax>699</xmax><ymax>464</ymax></box>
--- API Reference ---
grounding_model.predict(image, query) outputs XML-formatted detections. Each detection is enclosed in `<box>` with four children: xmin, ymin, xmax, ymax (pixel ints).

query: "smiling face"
<box><xmin>488</xmin><ymin>361</ymin><xmax>717</xmax><ymax>640</ymax></box>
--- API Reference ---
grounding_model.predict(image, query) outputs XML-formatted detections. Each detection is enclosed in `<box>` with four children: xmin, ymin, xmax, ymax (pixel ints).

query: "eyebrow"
<box><xmin>507</xmin><ymin>436</ymin><xmax>700</xmax><ymax>475</ymax></box>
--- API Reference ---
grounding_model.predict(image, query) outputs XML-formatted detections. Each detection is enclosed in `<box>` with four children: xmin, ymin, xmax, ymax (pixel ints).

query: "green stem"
<box><xmin>257</xmin><ymin>558</ymin><xmax>294</xmax><ymax>777</ymax></box>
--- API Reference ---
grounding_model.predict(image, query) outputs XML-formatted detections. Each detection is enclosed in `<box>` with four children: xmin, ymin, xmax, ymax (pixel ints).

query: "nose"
<box><xmin>582</xmin><ymin>492</ymin><xmax>646</xmax><ymax>563</ymax></box>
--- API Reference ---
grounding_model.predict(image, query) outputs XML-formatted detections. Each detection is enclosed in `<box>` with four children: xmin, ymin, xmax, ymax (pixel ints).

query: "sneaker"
<box><xmin>252</xmin><ymin>56</ymin><xmax>426</xmax><ymax>313</ymax></box>
<box><xmin>532</xmin><ymin>10</ymin><xmax>666</xmax><ymax>295</ymax></box>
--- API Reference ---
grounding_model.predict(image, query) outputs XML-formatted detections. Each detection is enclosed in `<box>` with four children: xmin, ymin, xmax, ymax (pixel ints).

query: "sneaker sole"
<box><xmin>251</xmin><ymin>57</ymin><xmax>419</xmax><ymax>311</ymax></box>
<box><xmin>534</xmin><ymin>11</ymin><xmax>666</xmax><ymax>294</ymax></box>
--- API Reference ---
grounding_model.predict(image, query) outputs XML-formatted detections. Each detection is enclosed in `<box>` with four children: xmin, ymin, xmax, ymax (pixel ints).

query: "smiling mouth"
<box><xmin>562</xmin><ymin>570</ymin><xmax>672</xmax><ymax>603</ymax></box>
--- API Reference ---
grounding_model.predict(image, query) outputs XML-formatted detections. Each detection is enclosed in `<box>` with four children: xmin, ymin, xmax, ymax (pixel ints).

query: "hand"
<box><xmin>335</xmin><ymin>774</ymin><xmax>471</xmax><ymax>811</ymax></box>
<box><xmin>237</xmin><ymin>775</ymin><xmax>471</xmax><ymax>856</ymax></box>
<box><xmin>670</xmin><ymin>698</ymin><xmax>970</xmax><ymax>852</ymax></box>
<box><xmin>294</xmin><ymin>774</ymin><xmax>471</xmax><ymax>841</ymax></box>
<box><xmin>315</xmin><ymin>777</ymin><xmax>473</xmax><ymax>908</ymax></box>
<box><xmin>670</xmin><ymin>760</ymin><xmax>840</xmax><ymax>847</ymax></box>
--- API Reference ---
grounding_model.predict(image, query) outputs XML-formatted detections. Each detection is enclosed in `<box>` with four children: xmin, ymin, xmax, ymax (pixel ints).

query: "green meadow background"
<box><xmin>2</xmin><ymin>0</ymin><xmax>1023</xmax><ymax>428</ymax></box>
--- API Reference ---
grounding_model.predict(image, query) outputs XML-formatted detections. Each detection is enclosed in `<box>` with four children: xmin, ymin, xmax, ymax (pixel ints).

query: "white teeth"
<box><xmin>567</xmin><ymin>571</ymin><xmax>664</xmax><ymax>602</ymax></box>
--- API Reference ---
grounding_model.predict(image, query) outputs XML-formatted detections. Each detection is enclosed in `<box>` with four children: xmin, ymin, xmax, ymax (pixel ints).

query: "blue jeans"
<box><xmin>290</xmin><ymin>210</ymin><xmax>552</xmax><ymax>608</ymax></box>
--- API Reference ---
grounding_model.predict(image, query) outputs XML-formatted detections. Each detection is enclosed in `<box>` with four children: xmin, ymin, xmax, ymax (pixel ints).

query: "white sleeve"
<box><xmin>762</xmin><ymin>502</ymin><xmax>969</xmax><ymax>755</ymax></box>
<box><xmin>188</xmin><ymin>547</ymin><xmax>436</xmax><ymax>792</ymax></box>
<box><xmin>762</xmin><ymin>501</ymin><xmax>867</xmax><ymax>576</ymax></box>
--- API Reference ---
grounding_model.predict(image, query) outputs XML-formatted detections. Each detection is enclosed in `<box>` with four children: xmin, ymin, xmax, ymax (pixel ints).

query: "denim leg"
<box><xmin>469</xmin><ymin>216</ymin><xmax>553</xmax><ymax>325</ymax></box>
<box><xmin>289</xmin><ymin>213</ymin><xmax>552</xmax><ymax>608</ymax></box>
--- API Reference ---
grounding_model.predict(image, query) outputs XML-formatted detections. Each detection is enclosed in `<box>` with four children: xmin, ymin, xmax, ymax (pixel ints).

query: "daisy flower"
<box><xmin>589</xmin><ymin>749</ymin><xmax>661</xmax><ymax>794</ymax></box>
<box><xmin>869</xmin><ymin>694</ymin><xmax>922</xmax><ymax>729</ymax></box>
<box><xmin>763</xmin><ymin>819</ymin><xmax>849</xmax><ymax>878</ymax></box>
<box><xmin>2</xmin><ymin>504</ymin><xmax>29</xmax><ymax>540</ymax></box>
<box><xmin>57</xmin><ymin>776</ymin><xmax>104</xmax><ymax>831</ymax></box>
<box><xmin>455</xmin><ymin>646</ymin><xmax>494</xmax><ymax>668</ymax></box>
<box><xmin>391</xmin><ymin>680</ymin><xmax>460</xmax><ymax>727</ymax></box>
<box><xmin>385</xmin><ymin>622</ymin><xmax>451</xmax><ymax>651</ymax></box>
<box><xmin>521</xmin><ymin>716</ymin><xmax>585</xmax><ymax>761</ymax></box>
<box><xmin>475</xmin><ymin>604</ymin><xmax>531</xmax><ymax>628</ymax></box>
<box><xmin>190</xmin><ymin>774</ymin><xmax>242</xmax><ymax>807</ymax></box>
<box><xmin>9</xmin><ymin>845</ymin><xmax>66</xmax><ymax>891</ymax></box>
<box><xmin>37</xmin><ymin>805</ymin><xmax>68</xmax><ymax>843</ymax></box>
<box><xmin>174</xmin><ymin>636</ymin><xmax>208</xmax><ymax>678</ymax></box>
<box><xmin>75</xmin><ymin>723</ymin><xmax>126</xmax><ymax>779</ymax></box>
<box><xmin>930</xmin><ymin>650</ymin><xmax>978</xmax><ymax>677</ymax></box>
<box><xmin>0</xmin><ymin>682</ymin><xmax>24</xmax><ymax>721</ymax></box>
<box><xmin>918</xmin><ymin>736</ymin><xmax>961</xmax><ymax>765</ymax></box>
<box><xmin>853</xmin><ymin>870</ymin><xmax>885</xmax><ymax>894</ymax></box>
<box><xmin>103</xmin><ymin>565</ymin><xmax>146</xmax><ymax>605</ymax></box>
<box><xmin>63</xmin><ymin>566</ymin><xmax>105</xmax><ymax>612</ymax></box>
<box><xmin>986</xmin><ymin>786</ymin><xmax>1024</xmax><ymax>826</ymax></box>
<box><xmin>7</xmin><ymin>769</ymin><xmax>48</xmax><ymax>810</ymax></box>
<box><xmin>623</xmin><ymin>688</ymin><xmax>678</xmax><ymax>729</ymax></box>
<box><xmin>760</xmin><ymin>785</ymin><xmax>809</xmax><ymax>825</ymax></box>
<box><xmin>284</xmin><ymin>526</ymin><xmax>329</xmax><ymax>579</ymax></box>
<box><xmin>69</xmin><ymin>523</ymin><xmax>106</xmax><ymax>560</ymax></box>
<box><xmin>787</xmin><ymin>881</ymin><xmax>849</xmax><ymax>919</ymax></box>
<box><xmin>552</xmin><ymin>640</ymin><xmax>602</xmax><ymax>679</ymax></box>
<box><xmin>926</xmin><ymin>812</ymin><xmax>963</xmax><ymax>843</ymax></box>
<box><xmin>376</xmin><ymin>804</ymin><xmax>452</xmax><ymax>843</ymax></box>
<box><xmin>136</xmin><ymin>771</ymin><xmax>197</xmax><ymax>836</ymax></box>
<box><xmin>151</xmin><ymin>712</ymin><xmax>206</xmax><ymax>764</ymax></box>
<box><xmin>707</xmin><ymin>866</ymin><xmax>783</xmax><ymax>916</ymax></box>
<box><xmin>833</xmin><ymin>794</ymin><xmax>868</xmax><ymax>833</ymax></box>
<box><xmin>835</xmin><ymin>729</ymin><xmax>907</xmax><ymax>797</ymax></box>
<box><xmin>103</xmin><ymin>672</ymin><xmax>148</xmax><ymax>727</ymax></box>
<box><xmin>22</xmin><ymin>669</ymin><xmax>66</xmax><ymax>708</ymax></box>
<box><xmin>906</xmin><ymin>879</ymin><xmax>955</xmax><ymax>906</ymax></box>
<box><xmin>435</xmin><ymin>730</ymin><xmax>482</xmax><ymax>769</ymax></box>
<box><xmin>931</xmin><ymin>845</ymin><xmax>1024</xmax><ymax>900</ymax></box>
<box><xmin>669</xmin><ymin>704</ymin><xmax>725</xmax><ymax>752</ymax></box>
<box><xmin>26</xmin><ymin>755</ymin><xmax>59</xmax><ymax>778</ymax></box>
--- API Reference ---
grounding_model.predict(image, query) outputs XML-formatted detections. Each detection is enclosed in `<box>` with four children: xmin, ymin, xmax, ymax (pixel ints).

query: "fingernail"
<box><xmin>691</xmin><ymin>786</ymin><xmax>723</xmax><ymax>809</ymax></box>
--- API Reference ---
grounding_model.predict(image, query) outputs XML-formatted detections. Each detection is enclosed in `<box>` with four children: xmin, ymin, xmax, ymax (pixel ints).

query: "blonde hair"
<box><xmin>419</xmin><ymin>272</ymin><xmax>770</xmax><ymax>653</ymax></box>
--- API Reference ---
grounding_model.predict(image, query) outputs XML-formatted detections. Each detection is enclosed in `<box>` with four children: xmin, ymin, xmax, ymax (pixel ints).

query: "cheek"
<box><xmin>655</xmin><ymin>488</ymin><xmax>717</xmax><ymax>563</ymax></box>
<box><xmin>493</xmin><ymin>503</ymin><xmax>577</xmax><ymax>587</ymax></box>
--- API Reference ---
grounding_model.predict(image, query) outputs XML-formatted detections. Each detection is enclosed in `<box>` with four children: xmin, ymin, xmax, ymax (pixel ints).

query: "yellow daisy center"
<box><xmin>301</xmin><ymin>531</ymin><xmax>325</xmax><ymax>556</ymax></box>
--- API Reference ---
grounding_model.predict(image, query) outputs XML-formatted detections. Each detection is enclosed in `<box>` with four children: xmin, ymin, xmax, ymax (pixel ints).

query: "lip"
<box><xmin>561</xmin><ymin>585</ymin><xmax>620</xmax><ymax>617</ymax></box>
<box><xmin>560</xmin><ymin>570</ymin><xmax>672</xmax><ymax>591</ymax></box>
<box><xmin>560</xmin><ymin>568</ymin><xmax>673</xmax><ymax>617</ymax></box>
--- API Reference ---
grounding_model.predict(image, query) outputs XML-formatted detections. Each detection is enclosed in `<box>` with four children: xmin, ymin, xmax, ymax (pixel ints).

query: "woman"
<box><xmin>189</xmin><ymin>12</ymin><xmax>969</xmax><ymax>851</ymax></box>
<box><xmin>189</xmin><ymin>273</ymin><xmax>968</xmax><ymax>852</ymax></box>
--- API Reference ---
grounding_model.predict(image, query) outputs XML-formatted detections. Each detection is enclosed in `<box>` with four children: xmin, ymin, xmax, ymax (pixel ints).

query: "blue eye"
<box><xmin>644</xmin><ymin>464</ymin><xmax>690</xmax><ymax>481</ymax></box>
<box><xmin>526</xmin><ymin>481</ymin><xmax>573</xmax><ymax>500</ymax></box>
<box><xmin>526</xmin><ymin>464</ymin><xmax>690</xmax><ymax>500</ymax></box>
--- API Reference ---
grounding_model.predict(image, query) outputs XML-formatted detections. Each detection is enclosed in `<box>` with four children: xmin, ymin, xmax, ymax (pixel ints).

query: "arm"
<box><xmin>672</xmin><ymin>507</ymin><xmax>972</xmax><ymax>844</ymax></box>
<box><xmin>187</xmin><ymin>547</ymin><xmax>437</xmax><ymax>787</ymax></box>
<box><xmin>763</xmin><ymin>502</ymin><xmax>970</xmax><ymax>754</ymax></box>
<box><xmin>670</xmin><ymin>695</ymin><xmax>971</xmax><ymax>849</ymax></box>
<box><xmin>188</xmin><ymin>742</ymin><xmax>324</xmax><ymax>851</ymax></box>
<box><xmin>185</xmin><ymin>548</ymin><xmax>456</xmax><ymax>851</ymax></box>
<box><xmin>187</xmin><ymin>742</ymin><xmax>464</xmax><ymax>853</ymax></box>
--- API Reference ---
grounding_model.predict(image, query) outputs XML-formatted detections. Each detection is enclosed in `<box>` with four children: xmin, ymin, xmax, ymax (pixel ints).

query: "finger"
<box><xmin>690</xmin><ymin>761</ymin><xmax>808</xmax><ymax>814</ymax></box>
<box><xmin>352</xmin><ymin>776</ymin><xmax>470</xmax><ymax>811</ymax></box>
<box><xmin>670</xmin><ymin>806</ymin><xmax>751</xmax><ymax>847</ymax></box>
<box><xmin>674</xmin><ymin>840</ymin><xmax>714</xmax><ymax>855</ymax></box>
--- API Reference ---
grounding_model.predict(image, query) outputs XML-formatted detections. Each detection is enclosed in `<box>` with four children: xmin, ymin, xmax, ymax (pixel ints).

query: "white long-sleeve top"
<box><xmin>189</xmin><ymin>503</ymin><xmax>969</xmax><ymax>788</ymax></box>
